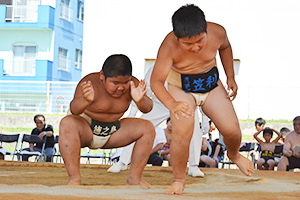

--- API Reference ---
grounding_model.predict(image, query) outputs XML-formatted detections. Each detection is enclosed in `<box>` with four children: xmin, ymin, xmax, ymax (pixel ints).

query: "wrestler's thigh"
<box><xmin>103</xmin><ymin>118</ymin><xmax>155</xmax><ymax>149</ymax></box>
<box><xmin>202</xmin><ymin>80</ymin><xmax>240</xmax><ymax>134</ymax></box>
<box><xmin>168</xmin><ymin>84</ymin><xmax>197</xmax><ymax>129</ymax></box>
<box><xmin>59</xmin><ymin>115</ymin><xmax>93</xmax><ymax>147</ymax></box>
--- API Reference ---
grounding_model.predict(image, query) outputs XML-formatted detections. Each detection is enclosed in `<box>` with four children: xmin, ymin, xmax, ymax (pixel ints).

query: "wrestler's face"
<box><xmin>104</xmin><ymin>75</ymin><xmax>131</xmax><ymax>98</ymax></box>
<box><xmin>35</xmin><ymin>117</ymin><xmax>45</xmax><ymax>131</ymax></box>
<box><xmin>263</xmin><ymin>133</ymin><xmax>272</xmax><ymax>142</ymax></box>
<box><xmin>178</xmin><ymin>32</ymin><xmax>207</xmax><ymax>54</ymax></box>
<box><xmin>293</xmin><ymin>120</ymin><xmax>300</xmax><ymax>134</ymax></box>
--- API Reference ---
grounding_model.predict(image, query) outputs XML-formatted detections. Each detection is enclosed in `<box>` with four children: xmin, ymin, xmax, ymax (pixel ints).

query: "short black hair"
<box><xmin>34</xmin><ymin>114</ymin><xmax>45</xmax><ymax>123</ymax></box>
<box><xmin>102</xmin><ymin>54</ymin><xmax>132</xmax><ymax>79</ymax></box>
<box><xmin>293</xmin><ymin>116</ymin><xmax>300</xmax><ymax>122</ymax></box>
<box><xmin>263</xmin><ymin>128</ymin><xmax>273</xmax><ymax>137</ymax></box>
<box><xmin>172</xmin><ymin>4</ymin><xmax>207</xmax><ymax>39</ymax></box>
<box><xmin>255</xmin><ymin>118</ymin><xmax>266</xmax><ymax>127</ymax></box>
<box><xmin>280</xmin><ymin>127</ymin><xmax>290</xmax><ymax>135</ymax></box>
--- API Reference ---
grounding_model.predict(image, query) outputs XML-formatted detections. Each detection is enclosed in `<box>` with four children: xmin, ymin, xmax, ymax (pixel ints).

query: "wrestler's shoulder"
<box><xmin>207</xmin><ymin>22</ymin><xmax>227</xmax><ymax>36</ymax></box>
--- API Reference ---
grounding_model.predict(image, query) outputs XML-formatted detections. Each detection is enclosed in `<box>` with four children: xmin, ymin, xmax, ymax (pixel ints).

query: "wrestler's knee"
<box><xmin>142</xmin><ymin>120</ymin><xmax>156</xmax><ymax>139</ymax></box>
<box><xmin>59</xmin><ymin>115</ymin><xmax>84</xmax><ymax>135</ymax></box>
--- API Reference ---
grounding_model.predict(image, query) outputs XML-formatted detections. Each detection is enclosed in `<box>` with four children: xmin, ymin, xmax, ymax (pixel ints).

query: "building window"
<box><xmin>77</xmin><ymin>0</ymin><xmax>84</xmax><ymax>21</ymax></box>
<box><xmin>60</xmin><ymin>0</ymin><xmax>73</xmax><ymax>22</ymax></box>
<box><xmin>58</xmin><ymin>47</ymin><xmax>70</xmax><ymax>72</ymax></box>
<box><xmin>12</xmin><ymin>45</ymin><xmax>37</xmax><ymax>76</ymax></box>
<box><xmin>75</xmin><ymin>49</ymin><xmax>82</xmax><ymax>69</ymax></box>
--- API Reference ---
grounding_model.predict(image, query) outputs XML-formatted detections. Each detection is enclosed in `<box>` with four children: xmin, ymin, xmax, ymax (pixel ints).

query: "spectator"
<box><xmin>278</xmin><ymin>116</ymin><xmax>300</xmax><ymax>171</ymax></box>
<box><xmin>147</xmin><ymin>126</ymin><xmax>167</xmax><ymax>166</ymax></box>
<box><xmin>254</xmin><ymin>127</ymin><xmax>281</xmax><ymax>170</ymax></box>
<box><xmin>250</xmin><ymin>118</ymin><xmax>266</xmax><ymax>143</ymax></box>
<box><xmin>199</xmin><ymin>137</ymin><xmax>216</xmax><ymax>168</ymax></box>
<box><xmin>21</xmin><ymin>115</ymin><xmax>55</xmax><ymax>162</ymax></box>
<box><xmin>160</xmin><ymin>118</ymin><xmax>172</xmax><ymax>166</ymax></box>
<box><xmin>277</xmin><ymin>127</ymin><xmax>290</xmax><ymax>145</ymax></box>
<box><xmin>250</xmin><ymin>118</ymin><xmax>266</xmax><ymax>162</ymax></box>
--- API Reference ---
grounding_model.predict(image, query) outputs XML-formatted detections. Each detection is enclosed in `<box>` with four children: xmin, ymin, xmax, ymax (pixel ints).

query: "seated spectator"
<box><xmin>147</xmin><ymin>126</ymin><xmax>167</xmax><ymax>166</ymax></box>
<box><xmin>277</xmin><ymin>127</ymin><xmax>290</xmax><ymax>145</ymax></box>
<box><xmin>278</xmin><ymin>116</ymin><xmax>300</xmax><ymax>171</ymax></box>
<box><xmin>250</xmin><ymin>118</ymin><xmax>266</xmax><ymax>162</ymax></box>
<box><xmin>160</xmin><ymin>118</ymin><xmax>172</xmax><ymax>166</ymax></box>
<box><xmin>21</xmin><ymin>115</ymin><xmax>55</xmax><ymax>162</ymax></box>
<box><xmin>199</xmin><ymin>121</ymin><xmax>225</xmax><ymax>168</ymax></box>
<box><xmin>210</xmin><ymin>138</ymin><xmax>225</xmax><ymax>168</ymax></box>
<box><xmin>199</xmin><ymin>137</ymin><xmax>216</xmax><ymax>168</ymax></box>
<box><xmin>254</xmin><ymin>127</ymin><xmax>281</xmax><ymax>170</ymax></box>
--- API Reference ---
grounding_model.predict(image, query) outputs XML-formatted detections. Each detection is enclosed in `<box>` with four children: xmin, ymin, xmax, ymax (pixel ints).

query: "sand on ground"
<box><xmin>0</xmin><ymin>161</ymin><xmax>299</xmax><ymax>200</ymax></box>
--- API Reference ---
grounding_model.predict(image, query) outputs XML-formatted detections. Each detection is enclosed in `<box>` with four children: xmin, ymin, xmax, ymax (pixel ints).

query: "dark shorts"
<box><xmin>288</xmin><ymin>156</ymin><xmax>300</xmax><ymax>170</ymax></box>
<box><xmin>181</xmin><ymin>66</ymin><xmax>219</xmax><ymax>93</ymax></box>
<box><xmin>89</xmin><ymin>119</ymin><xmax>121</xmax><ymax>149</ymax></box>
<box><xmin>261</xmin><ymin>150</ymin><xmax>274</xmax><ymax>162</ymax></box>
<box><xmin>90</xmin><ymin>119</ymin><xmax>121</xmax><ymax>137</ymax></box>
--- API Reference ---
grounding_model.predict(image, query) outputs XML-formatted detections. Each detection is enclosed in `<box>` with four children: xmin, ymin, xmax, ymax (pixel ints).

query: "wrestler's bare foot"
<box><xmin>68</xmin><ymin>177</ymin><xmax>81</xmax><ymax>186</ymax></box>
<box><xmin>126</xmin><ymin>178</ymin><xmax>151</xmax><ymax>188</ymax></box>
<box><xmin>165</xmin><ymin>180</ymin><xmax>185</xmax><ymax>195</ymax></box>
<box><xmin>228</xmin><ymin>153</ymin><xmax>254</xmax><ymax>176</ymax></box>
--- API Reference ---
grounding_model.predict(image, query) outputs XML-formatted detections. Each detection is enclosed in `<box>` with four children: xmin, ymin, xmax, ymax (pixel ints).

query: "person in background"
<box><xmin>277</xmin><ymin>127</ymin><xmax>290</xmax><ymax>145</ymax></box>
<box><xmin>278</xmin><ymin>116</ymin><xmax>300</xmax><ymax>171</ymax></box>
<box><xmin>21</xmin><ymin>115</ymin><xmax>55</xmax><ymax>162</ymax></box>
<box><xmin>254</xmin><ymin>127</ymin><xmax>281</xmax><ymax>170</ymax></box>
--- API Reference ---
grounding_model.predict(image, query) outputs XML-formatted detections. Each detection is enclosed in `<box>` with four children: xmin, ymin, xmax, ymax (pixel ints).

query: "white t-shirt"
<box><xmin>152</xmin><ymin>126</ymin><xmax>167</xmax><ymax>149</ymax></box>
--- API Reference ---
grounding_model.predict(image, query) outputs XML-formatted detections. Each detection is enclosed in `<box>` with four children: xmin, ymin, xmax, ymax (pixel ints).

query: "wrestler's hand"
<box><xmin>80</xmin><ymin>81</ymin><xmax>94</xmax><ymax>103</ymax></box>
<box><xmin>170</xmin><ymin>101</ymin><xmax>193</xmax><ymax>120</ymax></box>
<box><xmin>130</xmin><ymin>79</ymin><xmax>148</xmax><ymax>103</ymax></box>
<box><xmin>226</xmin><ymin>77</ymin><xmax>238</xmax><ymax>101</ymax></box>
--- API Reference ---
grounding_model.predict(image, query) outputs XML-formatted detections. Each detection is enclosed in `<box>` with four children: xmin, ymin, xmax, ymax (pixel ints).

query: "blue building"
<box><xmin>0</xmin><ymin>0</ymin><xmax>84</xmax><ymax>81</ymax></box>
<box><xmin>0</xmin><ymin>0</ymin><xmax>84</xmax><ymax>113</ymax></box>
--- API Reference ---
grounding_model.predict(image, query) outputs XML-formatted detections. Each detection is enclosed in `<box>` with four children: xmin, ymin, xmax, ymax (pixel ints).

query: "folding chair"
<box><xmin>0</xmin><ymin>133</ymin><xmax>20</xmax><ymax>161</ymax></box>
<box><xmin>81</xmin><ymin>147</ymin><xmax>106</xmax><ymax>164</ymax></box>
<box><xmin>221</xmin><ymin>142</ymin><xmax>256</xmax><ymax>169</ymax></box>
<box><xmin>18</xmin><ymin>134</ymin><xmax>47</xmax><ymax>162</ymax></box>
<box><xmin>51</xmin><ymin>135</ymin><xmax>62</xmax><ymax>163</ymax></box>
<box><xmin>274</xmin><ymin>144</ymin><xmax>284</xmax><ymax>166</ymax></box>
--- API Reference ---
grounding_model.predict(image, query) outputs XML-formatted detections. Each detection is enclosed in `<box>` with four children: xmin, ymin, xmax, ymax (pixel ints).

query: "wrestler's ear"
<box><xmin>100</xmin><ymin>70</ymin><xmax>105</xmax><ymax>81</ymax></box>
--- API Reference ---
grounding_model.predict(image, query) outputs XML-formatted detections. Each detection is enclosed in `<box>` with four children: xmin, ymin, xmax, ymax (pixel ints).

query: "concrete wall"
<box><xmin>0</xmin><ymin>115</ymin><xmax>65</xmax><ymax>130</ymax></box>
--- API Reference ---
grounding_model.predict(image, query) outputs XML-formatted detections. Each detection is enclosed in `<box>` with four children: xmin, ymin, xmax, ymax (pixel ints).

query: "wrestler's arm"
<box><xmin>253</xmin><ymin>129</ymin><xmax>264</xmax><ymax>144</ymax></box>
<box><xmin>218</xmin><ymin>25</ymin><xmax>237</xmax><ymax>100</ymax></box>
<box><xmin>130</xmin><ymin>77</ymin><xmax>153</xmax><ymax>114</ymax></box>
<box><xmin>70</xmin><ymin>80</ymin><xmax>94</xmax><ymax>115</ymax></box>
<box><xmin>282</xmin><ymin>134</ymin><xmax>293</xmax><ymax>157</ymax></box>
<box><xmin>271</xmin><ymin>128</ymin><xmax>282</xmax><ymax>144</ymax></box>
<box><xmin>151</xmin><ymin>39</ymin><xmax>193</xmax><ymax>119</ymax></box>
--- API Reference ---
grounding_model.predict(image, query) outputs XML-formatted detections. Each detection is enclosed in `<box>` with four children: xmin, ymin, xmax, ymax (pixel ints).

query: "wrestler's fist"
<box><xmin>130</xmin><ymin>79</ymin><xmax>148</xmax><ymax>103</ymax></box>
<box><xmin>80</xmin><ymin>81</ymin><xmax>94</xmax><ymax>103</ymax></box>
<box><xmin>170</xmin><ymin>101</ymin><xmax>193</xmax><ymax>120</ymax></box>
<box><xmin>226</xmin><ymin>78</ymin><xmax>238</xmax><ymax>101</ymax></box>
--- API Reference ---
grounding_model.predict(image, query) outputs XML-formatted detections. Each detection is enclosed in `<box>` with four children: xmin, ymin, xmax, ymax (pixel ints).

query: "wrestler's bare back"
<box><xmin>163</xmin><ymin>22</ymin><xmax>228</xmax><ymax>74</ymax></box>
<box><xmin>74</xmin><ymin>72</ymin><xmax>132</xmax><ymax>122</ymax></box>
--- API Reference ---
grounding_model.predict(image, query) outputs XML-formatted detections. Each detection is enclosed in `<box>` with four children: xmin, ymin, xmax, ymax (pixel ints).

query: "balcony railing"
<box><xmin>6</xmin><ymin>5</ymin><xmax>38</xmax><ymax>23</ymax></box>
